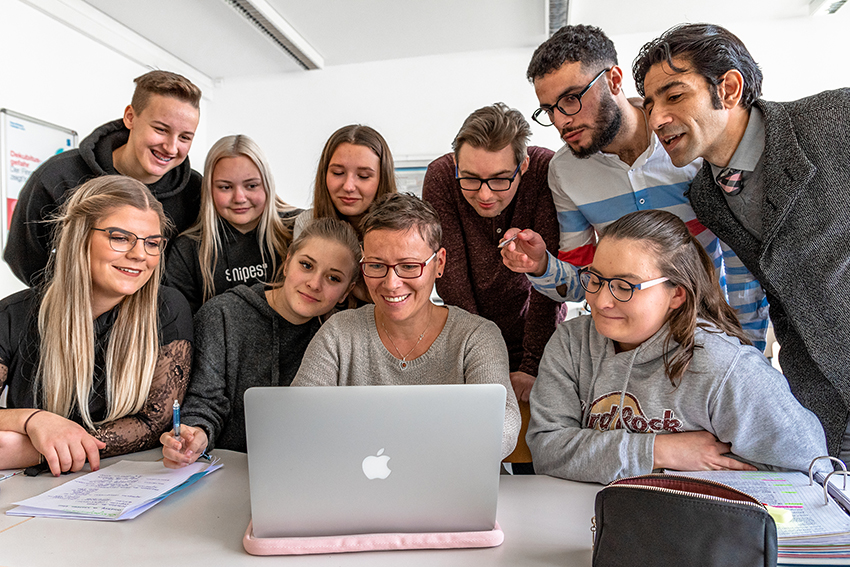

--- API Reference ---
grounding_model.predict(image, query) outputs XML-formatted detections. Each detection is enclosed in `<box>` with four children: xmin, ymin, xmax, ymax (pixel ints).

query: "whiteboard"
<box><xmin>0</xmin><ymin>109</ymin><xmax>78</xmax><ymax>251</ymax></box>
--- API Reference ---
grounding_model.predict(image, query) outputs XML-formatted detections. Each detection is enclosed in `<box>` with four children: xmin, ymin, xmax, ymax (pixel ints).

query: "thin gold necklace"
<box><xmin>379</xmin><ymin>307</ymin><xmax>433</xmax><ymax>369</ymax></box>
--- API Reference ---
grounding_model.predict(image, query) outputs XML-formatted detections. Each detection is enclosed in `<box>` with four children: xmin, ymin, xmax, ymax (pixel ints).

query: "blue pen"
<box><xmin>172</xmin><ymin>399</ymin><xmax>181</xmax><ymax>441</ymax></box>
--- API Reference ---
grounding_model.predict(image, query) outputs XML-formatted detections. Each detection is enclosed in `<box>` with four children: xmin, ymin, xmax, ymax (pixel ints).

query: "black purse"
<box><xmin>592</xmin><ymin>474</ymin><xmax>777</xmax><ymax>567</ymax></box>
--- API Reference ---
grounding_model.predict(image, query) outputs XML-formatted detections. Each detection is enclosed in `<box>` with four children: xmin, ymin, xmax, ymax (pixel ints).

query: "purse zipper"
<box><xmin>610</xmin><ymin>482</ymin><xmax>767</xmax><ymax>511</ymax></box>
<box><xmin>591</xmin><ymin>473</ymin><xmax>768</xmax><ymax>546</ymax></box>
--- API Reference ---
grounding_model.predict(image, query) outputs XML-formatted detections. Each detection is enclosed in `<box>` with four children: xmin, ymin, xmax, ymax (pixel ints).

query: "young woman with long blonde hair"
<box><xmin>165</xmin><ymin>134</ymin><xmax>298</xmax><ymax>312</ymax></box>
<box><xmin>0</xmin><ymin>175</ymin><xmax>193</xmax><ymax>476</ymax></box>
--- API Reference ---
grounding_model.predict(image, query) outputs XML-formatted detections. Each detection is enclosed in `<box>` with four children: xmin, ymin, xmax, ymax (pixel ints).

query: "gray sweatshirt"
<box><xmin>528</xmin><ymin>315</ymin><xmax>829</xmax><ymax>484</ymax></box>
<box><xmin>292</xmin><ymin>305</ymin><xmax>520</xmax><ymax>459</ymax></box>
<box><xmin>181</xmin><ymin>283</ymin><xmax>320</xmax><ymax>452</ymax></box>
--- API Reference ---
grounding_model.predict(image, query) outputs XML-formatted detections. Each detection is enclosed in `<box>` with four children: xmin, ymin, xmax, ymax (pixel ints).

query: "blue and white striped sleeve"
<box><xmin>525</xmin><ymin>252</ymin><xmax>585</xmax><ymax>303</ymax></box>
<box><xmin>718</xmin><ymin>240</ymin><xmax>770</xmax><ymax>352</ymax></box>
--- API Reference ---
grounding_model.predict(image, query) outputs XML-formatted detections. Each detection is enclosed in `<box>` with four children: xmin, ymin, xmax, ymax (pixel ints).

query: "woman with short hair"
<box><xmin>293</xmin><ymin>193</ymin><xmax>520</xmax><ymax>459</ymax></box>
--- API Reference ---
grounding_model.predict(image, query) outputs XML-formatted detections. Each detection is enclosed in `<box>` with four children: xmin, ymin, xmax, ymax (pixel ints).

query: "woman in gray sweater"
<box><xmin>160</xmin><ymin>219</ymin><xmax>360</xmax><ymax>466</ymax></box>
<box><xmin>527</xmin><ymin>210</ymin><xmax>828</xmax><ymax>484</ymax></box>
<box><xmin>292</xmin><ymin>193</ymin><xmax>520</xmax><ymax>459</ymax></box>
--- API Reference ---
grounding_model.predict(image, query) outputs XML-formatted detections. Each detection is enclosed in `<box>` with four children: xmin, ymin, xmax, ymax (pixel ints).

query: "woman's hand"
<box><xmin>653</xmin><ymin>430</ymin><xmax>757</xmax><ymax>472</ymax></box>
<box><xmin>25</xmin><ymin>411</ymin><xmax>106</xmax><ymax>476</ymax></box>
<box><xmin>160</xmin><ymin>425</ymin><xmax>208</xmax><ymax>469</ymax></box>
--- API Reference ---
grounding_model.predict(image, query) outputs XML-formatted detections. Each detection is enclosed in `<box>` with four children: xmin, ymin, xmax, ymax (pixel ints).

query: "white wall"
<box><xmin>208</xmin><ymin>47</ymin><xmax>564</xmax><ymax>208</ymax></box>
<box><xmin>209</xmin><ymin>11</ymin><xmax>850</xmax><ymax>209</ymax></box>
<box><xmin>612</xmin><ymin>14</ymin><xmax>850</xmax><ymax>102</ymax></box>
<box><xmin>0</xmin><ymin>0</ymin><xmax>210</xmax><ymax>297</ymax></box>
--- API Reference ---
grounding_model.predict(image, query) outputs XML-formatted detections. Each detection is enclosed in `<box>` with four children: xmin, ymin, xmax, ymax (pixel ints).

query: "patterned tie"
<box><xmin>716</xmin><ymin>167</ymin><xmax>743</xmax><ymax>194</ymax></box>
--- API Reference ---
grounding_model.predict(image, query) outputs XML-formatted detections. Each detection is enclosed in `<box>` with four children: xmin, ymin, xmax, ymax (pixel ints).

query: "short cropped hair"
<box><xmin>361</xmin><ymin>193</ymin><xmax>442</xmax><ymax>251</ymax></box>
<box><xmin>632</xmin><ymin>23</ymin><xmax>763</xmax><ymax>110</ymax></box>
<box><xmin>452</xmin><ymin>103</ymin><xmax>531</xmax><ymax>167</ymax></box>
<box><xmin>527</xmin><ymin>25</ymin><xmax>617</xmax><ymax>83</ymax></box>
<box><xmin>131</xmin><ymin>70</ymin><xmax>202</xmax><ymax>114</ymax></box>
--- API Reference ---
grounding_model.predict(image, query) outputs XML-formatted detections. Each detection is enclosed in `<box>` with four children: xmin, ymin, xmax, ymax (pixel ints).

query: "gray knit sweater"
<box><xmin>181</xmin><ymin>283</ymin><xmax>321</xmax><ymax>452</ymax></box>
<box><xmin>292</xmin><ymin>305</ymin><xmax>520</xmax><ymax>458</ymax></box>
<box><xmin>528</xmin><ymin>315</ymin><xmax>829</xmax><ymax>484</ymax></box>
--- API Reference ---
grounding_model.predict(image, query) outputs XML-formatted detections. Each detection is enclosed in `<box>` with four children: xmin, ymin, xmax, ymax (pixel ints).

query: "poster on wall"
<box><xmin>0</xmin><ymin>109</ymin><xmax>78</xmax><ymax>252</ymax></box>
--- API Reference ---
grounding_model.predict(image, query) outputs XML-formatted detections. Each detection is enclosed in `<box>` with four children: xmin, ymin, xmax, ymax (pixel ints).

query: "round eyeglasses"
<box><xmin>361</xmin><ymin>252</ymin><xmax>438</xmax><ymax>279</ymax></box>
<box><xmin>578</xmin><ymin>267</ymin><xmax>669</xmax><ymax>302</ymax></box>
<box><xmin>91</xmin><ymin>227</ymin><xmax>167</xmax><ymax>256</ymax></box>
<box><xmin>532</xmin><ymin>68</ymin><xmax>611</xmax><ymax>127</ymax></box>
<box><xmin>455</xmin><ymin>162</ymin><xmax>521</xmax><ymax>192</ymax></box>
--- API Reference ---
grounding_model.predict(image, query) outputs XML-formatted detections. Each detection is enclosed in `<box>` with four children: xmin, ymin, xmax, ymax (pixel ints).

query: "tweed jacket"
<box><xmin>687</xmin><ymin>88</ymin><xmax>850</xmax><ymax>456</ymax></box>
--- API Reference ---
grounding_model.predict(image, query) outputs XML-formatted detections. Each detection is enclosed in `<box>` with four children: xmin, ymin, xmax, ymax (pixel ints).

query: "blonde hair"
<box><xmin>312</xmin><ymin>125</ymin><xmax>397</xmax><ymax>233</ymax></box>
<box><xmin>182</xmin><ymin>135</ymin><xmax>295</xmax><ymax>302</ymax></box>
<box><xmin>37</xmin><ymin>175</ymin><xmax>171</xmax><ymax>430</ymax></box>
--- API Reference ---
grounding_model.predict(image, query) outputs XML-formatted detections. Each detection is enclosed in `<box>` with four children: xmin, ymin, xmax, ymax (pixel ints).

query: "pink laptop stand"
<box><xmin>242</xmin><ymin>520</ymin><xmax>504</xmax><ymax>555</ymax></box>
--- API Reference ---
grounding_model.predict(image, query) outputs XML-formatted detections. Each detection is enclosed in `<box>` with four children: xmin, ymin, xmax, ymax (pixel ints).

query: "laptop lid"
<box><xmin>244</xmin><ymin>384</ymin><xmax>506</xmax><ymax>538</ymax></box>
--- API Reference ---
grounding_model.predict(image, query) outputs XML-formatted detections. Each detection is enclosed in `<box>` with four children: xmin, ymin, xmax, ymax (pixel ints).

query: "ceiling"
<box><xmin>76</xmin><ymin>0</ymin><xmax>820</xmax><ymax>82</ymax></box>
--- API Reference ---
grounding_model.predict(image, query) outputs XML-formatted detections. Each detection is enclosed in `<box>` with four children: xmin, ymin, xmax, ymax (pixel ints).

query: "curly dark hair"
<box><xmin>632</xmin><ymin>23</ymin><xmax>763</xmax><ymax>109</ymax></box>
<box><xmin>527</xmin><ymin>25</ymin><xmax>617</xmax><ymax>82</ymax></box>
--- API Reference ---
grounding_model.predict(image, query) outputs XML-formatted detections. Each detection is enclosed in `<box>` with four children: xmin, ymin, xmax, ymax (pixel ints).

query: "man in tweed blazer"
<box><xmin>633</xmin><ymin>23</ymin><xmax>850</xmax><ymax>457</ymax></box>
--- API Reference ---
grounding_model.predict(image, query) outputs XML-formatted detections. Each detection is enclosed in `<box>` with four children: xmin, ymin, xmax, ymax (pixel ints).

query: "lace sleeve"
<box><xmin>94</xmin><ymin>340</ymin><xmax>192</xmax><ymax>458</ymax></box>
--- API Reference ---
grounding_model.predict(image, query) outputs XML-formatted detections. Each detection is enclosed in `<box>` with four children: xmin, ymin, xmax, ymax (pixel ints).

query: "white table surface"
<box><xmin>0</xmin><ymin>449</ymin><xmax>603</xmax><ymax>566</ymax></box>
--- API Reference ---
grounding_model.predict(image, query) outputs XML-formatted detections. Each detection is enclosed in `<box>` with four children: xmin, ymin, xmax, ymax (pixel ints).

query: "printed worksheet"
<box><xmin>666</xmin><ymin>470</ymin><xmax>850</xmax><ymax>541</ymax></box>
<box><xmin>7</xmin><ymin>459</ymin><xmax>221</xmax><ymax>520</ymax></box>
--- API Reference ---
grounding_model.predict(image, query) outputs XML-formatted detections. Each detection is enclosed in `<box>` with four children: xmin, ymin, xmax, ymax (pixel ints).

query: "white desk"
<box><xmin>0</xmin><ymin>450</ymin><xmax>602</xmax><ymax>566</ymax></box>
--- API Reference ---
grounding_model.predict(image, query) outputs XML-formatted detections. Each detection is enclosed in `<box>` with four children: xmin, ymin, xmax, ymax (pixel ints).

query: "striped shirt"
<box><xmin>527</xmin><ymin>133</ymin><xmax>769</xmax><ymax>351</ymax></box>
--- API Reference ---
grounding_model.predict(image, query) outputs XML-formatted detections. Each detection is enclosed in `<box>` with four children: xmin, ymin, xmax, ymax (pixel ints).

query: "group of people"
<box><xmin>0</xmin><ymin>21</ymin><xmax>847</xmax><ymax>487</ymax></box>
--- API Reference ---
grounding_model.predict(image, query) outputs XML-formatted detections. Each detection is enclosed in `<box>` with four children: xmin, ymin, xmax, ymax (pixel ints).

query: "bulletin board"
<box><xmin>0</xmin><ymin>109</ymin><xmax>77</xmax><ymax>251</ymax></box>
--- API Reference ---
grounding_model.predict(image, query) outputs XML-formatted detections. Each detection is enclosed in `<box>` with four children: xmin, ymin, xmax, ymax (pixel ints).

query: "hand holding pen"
<box><xmin>160</xmin><ymin>400</ymin><xmax>210</xmax><ymax>469</ymax></box>
<box><xmin>499</xmin><ymin>228</ymin><xmax>549</xmax><ymax>277</ymax></box>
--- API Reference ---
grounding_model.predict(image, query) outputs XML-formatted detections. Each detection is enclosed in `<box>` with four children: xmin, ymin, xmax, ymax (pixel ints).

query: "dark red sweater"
<box><xmin>422</xmin><ymin>146</ymin><xmax>565</xmax><ymax>376</ymax></box>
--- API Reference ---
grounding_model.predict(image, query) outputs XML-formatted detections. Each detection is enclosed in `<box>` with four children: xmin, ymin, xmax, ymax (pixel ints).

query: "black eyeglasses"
<box><xmin>532</xmin><ymin>68</ymin><xmax>611</xmax><ymax>127</ymax></box>
<box><xmin>361</xmin><ymin>252</ymin><xmax>437</xmax><ymax>279</ymax></box>
<box><xmin>578</xmin><ymin>267</ymin><xmax>669</xmax><ymax>302</ymax></box>
<box><xmin>91</xmin><ymin>227</ymin><xmax>167</xmax><ymax>256</ymax></box>
<box><xmin>455</xmin><ymin>162</ymin><xmax>521</xmax><ymax>192</ymax></box>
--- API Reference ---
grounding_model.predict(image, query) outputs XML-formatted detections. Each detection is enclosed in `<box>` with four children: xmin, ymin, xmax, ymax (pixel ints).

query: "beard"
<box><xmin>563</xmin><ymin>94</ymin><xmax>622</xmax><ymax>159</ymax></box>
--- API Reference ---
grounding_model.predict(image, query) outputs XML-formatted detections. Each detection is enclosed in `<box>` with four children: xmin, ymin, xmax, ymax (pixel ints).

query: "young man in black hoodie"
<box><xmin>5</xmin><ymin>70</ymin><xmax>203</xmax><ymax>285</ymax></box>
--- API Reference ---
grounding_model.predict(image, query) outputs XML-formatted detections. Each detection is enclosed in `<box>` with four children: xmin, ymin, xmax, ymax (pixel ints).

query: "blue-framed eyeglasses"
<box><xmin>455</xmin><ymin>162</ymin><xmax>521</xmax><ymax>192</ymax></box>
<box><xmin>578</xmin><ymin>267</ymin><xmax>669</xmax><ymax>302</ymax></box>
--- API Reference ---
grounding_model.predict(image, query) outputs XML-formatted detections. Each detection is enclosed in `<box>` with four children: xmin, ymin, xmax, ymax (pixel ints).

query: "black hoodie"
<box><xmin>181</xmin><ymin>283</ymin><xmax>321</xmax><ymax>452</ymax></box>
<box><xmin>4</xmin><ymin>119</ymin><xmax>201</xmax><ymax>285</ymax></box>
<box><xmin>165</xmin><ymin>219</ymin><xmax>277</xmax><ymax>314</ymax></box>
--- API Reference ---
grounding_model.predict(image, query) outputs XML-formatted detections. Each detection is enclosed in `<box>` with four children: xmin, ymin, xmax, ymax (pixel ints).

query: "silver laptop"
<box><xmin>244</xmin><ymin>384</ymin><xmax>506</xmax><ymax>538</ymax></box>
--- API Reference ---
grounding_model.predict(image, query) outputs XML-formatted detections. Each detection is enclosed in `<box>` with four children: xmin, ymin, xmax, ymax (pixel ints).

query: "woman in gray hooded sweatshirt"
<box><xmin>527</xmin><ymin>210</ymin><xmax>828</xmax><ymax>484</ymax></box>
<box><xmin>159</xmin><ymin>218</ymin><xmax>360</xmax><ymax>467</ymax></box>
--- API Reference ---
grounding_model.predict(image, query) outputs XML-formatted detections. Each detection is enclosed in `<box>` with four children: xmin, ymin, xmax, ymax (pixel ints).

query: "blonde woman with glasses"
<box><xmin>0</xmin><ymin>175</ymin><xmax>193</xmax><ymax>476</ymax></box>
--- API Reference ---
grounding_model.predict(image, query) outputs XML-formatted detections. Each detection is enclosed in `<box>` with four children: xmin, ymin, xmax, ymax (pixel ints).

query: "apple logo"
<box><xmin>362</xmin><ymin>448</ymin><xmax>392</xmax><ymax>480</ymax></box>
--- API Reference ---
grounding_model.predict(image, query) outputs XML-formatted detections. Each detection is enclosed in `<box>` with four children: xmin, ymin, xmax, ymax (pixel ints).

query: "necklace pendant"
<box><xmin>400</xmin><ymin>361</ymin><xmax>407</xmax><ymax>369</ymax></box>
